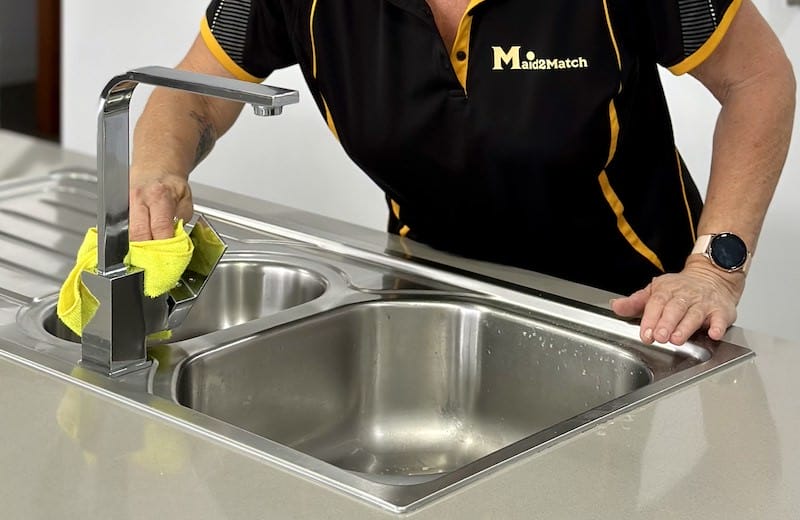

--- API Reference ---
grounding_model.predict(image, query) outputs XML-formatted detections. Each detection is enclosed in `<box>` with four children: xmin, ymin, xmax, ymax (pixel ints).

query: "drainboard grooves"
<box><xmin>39</xmin><ymin>196</ymin><xmax>98</xmax><ymax>218</ymax></box>
<box><xmin>0</xmin><ymin>229</ymin><xmax>76</xmax><ymax>260</ymax></box>
<box><xmin>0</xmin><ymin>199</ymin><xmax>94</xmax><ymax>234</ymax></box>
<box><xmin>50</xmin><ymin>182</ymin><xmax>98</xmax><ymax>201</ymax></box>
<box><xmin>0</xmin><ymin>256</ymin><xmax>64</xmax><ymax>283</ymax></box>
<box><xmin>0</xmin><ymin>286</ymin><xmax>31</xmax><ymax>305</ymax></box>
<box><xmin>0</xmin><ymin>208</ymin><xmax>86</xmax><ymax>237</ymax></box>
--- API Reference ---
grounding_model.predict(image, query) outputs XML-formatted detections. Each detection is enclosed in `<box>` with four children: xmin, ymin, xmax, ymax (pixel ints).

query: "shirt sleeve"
<box><xmin>201</xmin><ymin>0</ymin><xmax>297</xmax><ymax>82</ymax></box>
<box><xmin>642</xmin><ymin>0</ymin><xmax>743</xmax><ymax>75</ymax></box>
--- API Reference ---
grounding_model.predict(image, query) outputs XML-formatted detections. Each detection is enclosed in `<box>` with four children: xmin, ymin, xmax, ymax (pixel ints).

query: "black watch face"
<box><xmin>709</xmin><ymin>233</ymin><xmax>748</xmax><ymax>271</ymax></box>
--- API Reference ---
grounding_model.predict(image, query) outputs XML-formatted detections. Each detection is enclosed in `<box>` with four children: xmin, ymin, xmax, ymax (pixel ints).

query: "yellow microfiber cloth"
<box><xmin>57</xmin><ymin>221</ymin><xmax>194</xmax><ymax>337</ymax></box>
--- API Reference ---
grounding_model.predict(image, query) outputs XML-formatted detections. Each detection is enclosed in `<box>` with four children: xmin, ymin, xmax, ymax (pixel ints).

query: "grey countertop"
<box><xmin>1</xmin><ymin>130</ymin><xmax>797</xmax><ymax>519</ymax></box>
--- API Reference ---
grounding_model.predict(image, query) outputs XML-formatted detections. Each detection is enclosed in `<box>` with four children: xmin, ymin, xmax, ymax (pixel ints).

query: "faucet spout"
<box><xmin>82</xmin><ymin>66</ymin><xmax>299</xmax><ymax>376</ymax></box>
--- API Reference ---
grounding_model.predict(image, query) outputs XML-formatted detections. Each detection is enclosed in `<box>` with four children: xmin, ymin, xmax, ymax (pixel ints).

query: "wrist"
<box><xmin>683</xmin><ymin>254</ymin><xmax>746</xmax><ymax>298</ymax></box>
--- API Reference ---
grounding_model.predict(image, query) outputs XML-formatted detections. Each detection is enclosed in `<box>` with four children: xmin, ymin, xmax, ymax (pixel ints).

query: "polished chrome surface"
<box><xmin>1</xmin><ymin>172</ymin><xmax>755</xmax><ymax>513</ymax></box>
<box><xmin>85</xmin><ymin>66</ymin><xmax>298</xmax><ymax>375</ymax></box>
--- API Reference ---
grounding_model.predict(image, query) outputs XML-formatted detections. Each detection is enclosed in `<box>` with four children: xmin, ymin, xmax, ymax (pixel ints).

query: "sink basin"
<box><xmin>164</xmin><ymin>296</ymin><xmax>736</xmax><ymax>509</ymax></box>
<box><xmin>177</xmin><ymin>298</ymin><xmax>655</xmax><ymax>476</ymax></box>
<box><xmin>43</xmin><ymin>257</ymin><xmax>328</xmax><ymax>343</ymax></box>
<box><xmin>163</xmin><ymin>258</ymin><xmax>327</xmax><ymax>341</ymax></box>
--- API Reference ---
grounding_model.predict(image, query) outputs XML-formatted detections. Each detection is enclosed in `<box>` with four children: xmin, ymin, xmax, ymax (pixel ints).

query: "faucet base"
<box><xmin>80</xmin><ymin>268</ymin><xmax>150</xmax><ymax>377</ymax></box>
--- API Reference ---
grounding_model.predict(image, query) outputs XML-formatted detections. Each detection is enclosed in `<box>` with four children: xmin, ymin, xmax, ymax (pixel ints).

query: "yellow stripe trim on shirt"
<box><xmin>450</xmin><ymin>0</ymin><xmax>487</xmax><ymax>92</ymax></box>
<box><xmin>321</xmin><ymin>95</ymin><xmax>339</xmax><ymax>139</ymax></box>
<box><xmin>310</xmin><ymin>0</ymin><xmax>320</xmax><ymax>77</ymax></box>
<box><xmin>602</xmin><ymin>0</ymin><xmax>623</xmax><ymax>93</ymax></box>
<box><xmin>390</xmin><ymin>199</ymin><xmax>410</xmax><ymax>237</ymax></box>
<box><xmin>598</xmin><ymin>100</ymin><xmax>665</xmax><ymax>272</ymax></box>
<box><xmin>606</xmin><ymin>100</ymin><xmax>619</xmax><ymax>166</ymax></box>
<box><xmin>675</xmin><ymin>149</ymin><xmax>697</xmax><ymax>243</ymax></box>
<box><xmin>308</xmin><ymin>1</ymin><xmax>341</xmax><ymax>141</ymax></box>
<box><xmin>598</xmin><ymin>172</ymin><xmax>666</xmax><ymax>272</ymax></box>
<box><xmin>668</xmin><ymin>0</ymin><xmax>743</xmax><ymax>75</ymax></box>
<box><xmin>200</xmin><ymin>17</ymin><xmax>264</xmax><ymax>83</ymax></box>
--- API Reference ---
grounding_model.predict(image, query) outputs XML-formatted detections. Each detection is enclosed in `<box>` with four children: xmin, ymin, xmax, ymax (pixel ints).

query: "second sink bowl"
<box><xmin>163</xmin><ymin>258</ymin><xmax>327</xmax><ymax>342</ymax></box>
<box><xmin>43</xmin><ymin>256</ymin><xmax>329</xmax><ymax>343</ymax></box>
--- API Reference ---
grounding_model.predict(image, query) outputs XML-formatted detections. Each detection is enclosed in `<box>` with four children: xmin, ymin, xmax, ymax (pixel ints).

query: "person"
<box><xmin>129</xmin><ymin>0</ymin><xmax>795</xmax><ymax>346</ymax></box>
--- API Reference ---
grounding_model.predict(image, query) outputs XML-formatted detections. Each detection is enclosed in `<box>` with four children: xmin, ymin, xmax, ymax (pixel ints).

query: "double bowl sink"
<box><xmin>4</xmin><ymin>173</ymin><xmax>752</xmax><ymax>512</ymax></box>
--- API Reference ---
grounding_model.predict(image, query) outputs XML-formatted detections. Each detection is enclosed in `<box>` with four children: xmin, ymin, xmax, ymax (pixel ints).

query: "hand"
<box><xmin>129</xmin><ymin>173</ymin><xmax>193</xmax><ymax>241</ymax></box>
<box><xmin>610</xmin><ymin>256</ymin><xmax>745</xmax><ymax>345</ymax></box>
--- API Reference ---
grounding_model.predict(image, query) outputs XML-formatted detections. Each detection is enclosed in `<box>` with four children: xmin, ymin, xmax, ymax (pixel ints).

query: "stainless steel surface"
<box><xmin>174</xmin><ymin>298</ymin><xmax>656</xmax><ymax>477</ymax></box>
<box><xmin>85</xmin><ymin>66</ymin><xmax>298</xmax><ymax>375</ymax></box>
<box><xmin>0</xmin><ymin>172</ymin><xmax>754</xmax><ymax>513</ymax></box>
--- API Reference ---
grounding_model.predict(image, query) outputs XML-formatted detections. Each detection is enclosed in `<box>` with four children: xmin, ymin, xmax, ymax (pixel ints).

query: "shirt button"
<box><xmin>455</xmin><ymin>50</ymin><xmax>467</xmax><ymax>61</ymax></box>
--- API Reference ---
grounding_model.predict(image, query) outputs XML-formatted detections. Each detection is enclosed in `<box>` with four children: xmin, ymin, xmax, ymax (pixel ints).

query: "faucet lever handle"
<box><xmin>168</xmin><ymin>214</ymin><xmax>227</xmax><ymax>331</ymax></box>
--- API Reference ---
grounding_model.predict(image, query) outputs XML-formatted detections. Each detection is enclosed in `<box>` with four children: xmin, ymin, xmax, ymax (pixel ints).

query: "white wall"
<box><xmin>62</xmin><ymin>1</ymin><xmax>800</xmax><ymax>341</ymax></box>
<box><xmin>0</xmin><ymin>0</ymin><xmax>38</xmax><ymax>85</ymax></box>
<box><xmin>61</xmin><ymin>0</ymin><xmax>386</xmax><ymax>231</ymax></box>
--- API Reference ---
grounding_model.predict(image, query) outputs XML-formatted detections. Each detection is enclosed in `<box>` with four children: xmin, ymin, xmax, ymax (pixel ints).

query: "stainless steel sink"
<box><xmin>173</xmin><ymin>298</ymin><xmax>656</xmax><ymax>479</ymax></box>
<box><xmin>2</xmin><ymin>173</ymin><xmax>755</xmax><ymax>514</ymax></box>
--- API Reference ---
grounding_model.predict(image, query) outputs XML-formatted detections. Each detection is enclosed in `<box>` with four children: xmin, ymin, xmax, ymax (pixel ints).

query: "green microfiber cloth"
<box><xmin>57</xmin><ymin>221</ymin><xmax>194</xmax><ymax>337</ymax></box>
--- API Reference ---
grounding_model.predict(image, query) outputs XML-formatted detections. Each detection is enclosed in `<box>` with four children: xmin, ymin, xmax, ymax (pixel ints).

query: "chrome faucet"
<box><xmin>80</xmin><ymin>66</ymin><xmax>299</xmax><ymax>376</ymax></box>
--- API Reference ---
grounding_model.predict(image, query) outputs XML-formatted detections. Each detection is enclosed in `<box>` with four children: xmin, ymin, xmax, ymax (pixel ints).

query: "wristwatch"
<box><xmin>691</xmin><ymin>232</ymin><xmax>752</xmax><ymax>273</ymax></box>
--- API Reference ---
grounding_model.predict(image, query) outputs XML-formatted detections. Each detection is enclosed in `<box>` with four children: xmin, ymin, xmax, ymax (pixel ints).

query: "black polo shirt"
<box><xmin>201</xmin><ymin>0</ymin><xmax>741</xmax><ymax>295</ymax></box>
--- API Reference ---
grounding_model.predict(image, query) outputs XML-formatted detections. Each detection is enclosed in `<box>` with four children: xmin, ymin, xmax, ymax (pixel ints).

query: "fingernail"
<box><xmin>657</xmin><ymin>328</ymin><xmax>668</xmax><ymax>342</ymax></box>
<box><xmin>609</xmin><ymin>298</ymin><xmax>617</xmax><ymax>306</ymax></box>
<box><xmin>644</xmin><ymin>328</ymin><xmax>653</xmax><ymax>341</ymax></box>
<box><xmin>671</xmin><ymin>330</ymin><xmax>683</xmax><ymax>341</ymax></box>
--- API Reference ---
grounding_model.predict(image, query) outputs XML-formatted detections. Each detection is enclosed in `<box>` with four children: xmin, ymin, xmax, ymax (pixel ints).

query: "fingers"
<box><xmin>130</xmin><ymin>203</ymin><xmax>153</xmax><ymax>242</ymax></box>
<box><xmin>610</xmin><ymin>287</ymin><xmax>651</xmax><ymax>317</ymax></box>
<box><xmin>624</xmin><ymin>269</ymin><xmax>741</xmax><ymax>345</ymax></box>
<box><xmin>706</xmin><ymin>313</ymin><xmax>730</xmax><ymax>341</ymax></box>
<box><xmin>129</xmin><ymin>177</ymin><xmax>191</xmax><ymax>242</ymax></box>
<box><xmin>148</xmin><ymin>195</ymin><xmax>179</xmax><ymax>240</ymax></box>
<box><xmin>668</xmin><ymin>304</ymin><xmax>707</xmax><ymax>344</ymax></box>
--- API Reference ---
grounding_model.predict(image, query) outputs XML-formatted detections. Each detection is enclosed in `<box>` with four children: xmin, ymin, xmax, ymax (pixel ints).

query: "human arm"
<box><xmin>611</xmin><ymin>0</ymin><xmax>795</xmax><ymax>344</ymax></box>
<box><xmin>130</xmin><ymin>35</ymin><xmax>256</xmax><ymax>241</ymax></box>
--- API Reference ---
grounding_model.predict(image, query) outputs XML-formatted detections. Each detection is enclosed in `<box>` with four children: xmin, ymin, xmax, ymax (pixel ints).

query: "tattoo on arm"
<box><xmin>189</xmin><ymin>110</ymin><xmax>217</xmax><ymax>167</ymax></box>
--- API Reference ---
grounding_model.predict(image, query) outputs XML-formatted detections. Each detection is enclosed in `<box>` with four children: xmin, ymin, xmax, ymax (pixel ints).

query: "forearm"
<box><xmin>696</xmin><ymin>59</ymin><xmax>796</xmax><ymax>253</ymax></box>
<box><xmin>131</xmin><ymin>89</ymin><xmax>221</xmax><ymax>182</ymax></box>
<box><xmin>132</xmin><ymin>84</ymin><xmax>245</xmax><ymax>181</ymax></box>
<box><xmin>128</xmin><ymin>34</ymin><xmax>251</xmax><ymax>240</ymax></box>
<box><xmin>131</xmin><ymin>34</ymin><xmax>248</xmax><ymax>183</ymax></box>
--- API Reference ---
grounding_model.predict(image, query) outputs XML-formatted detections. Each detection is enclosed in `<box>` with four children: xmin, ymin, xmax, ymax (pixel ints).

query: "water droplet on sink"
<box><xmin>581</xmin><ymin>369</ymin><xmax>587</xmax><ymax>376</ymax></box>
